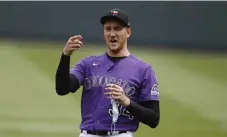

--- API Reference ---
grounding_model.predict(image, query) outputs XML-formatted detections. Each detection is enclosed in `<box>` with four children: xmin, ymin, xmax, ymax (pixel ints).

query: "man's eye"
<box><xmin>105</xmin><ymin>28</ymin><xmax>111</xmax><ymax>31</ymax></box>
<box><xmin>115</xmin><ymin>27</ymin><xmax>122</xmax><ymax>31</ymax></box>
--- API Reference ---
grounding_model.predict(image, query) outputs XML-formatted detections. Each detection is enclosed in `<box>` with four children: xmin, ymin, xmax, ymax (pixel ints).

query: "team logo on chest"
<box><xmin>84</xmin><ymin>75</ymin><xmax>136</xmax><ymax>96</ymax></box>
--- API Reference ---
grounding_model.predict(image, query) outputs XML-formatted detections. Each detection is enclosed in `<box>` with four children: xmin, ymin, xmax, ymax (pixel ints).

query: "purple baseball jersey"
<box><xmin>70</xmin><ymin>53</ymin><xmax>160</xmax><ymax>132</ymax></box>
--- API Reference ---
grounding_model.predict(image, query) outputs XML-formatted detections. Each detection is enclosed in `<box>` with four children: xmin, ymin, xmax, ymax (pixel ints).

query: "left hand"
<box><xmin>105</xmin><ymin>84</ymin><xmax>130</xmax><ymax>107</ymax></box>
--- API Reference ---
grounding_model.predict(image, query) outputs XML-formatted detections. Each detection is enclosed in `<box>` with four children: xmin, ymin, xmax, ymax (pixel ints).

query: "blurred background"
<box><xmin>0</xmin><ymin>1</ymin><xmax>227</xmax><ymax>137</ymax></box>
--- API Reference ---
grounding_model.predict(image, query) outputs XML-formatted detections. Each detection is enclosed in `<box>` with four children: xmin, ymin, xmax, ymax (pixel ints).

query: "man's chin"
<box><xmin>109</xmin><ymin>47</ymin><xmax>120</xmax><ymax>53</ymax></box>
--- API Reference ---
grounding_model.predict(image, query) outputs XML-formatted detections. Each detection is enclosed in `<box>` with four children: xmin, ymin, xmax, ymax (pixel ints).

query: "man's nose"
<box><xmin>110</xmin><ymin>30</ymin><xmax>116</xmax><ymax>37</ymax></box>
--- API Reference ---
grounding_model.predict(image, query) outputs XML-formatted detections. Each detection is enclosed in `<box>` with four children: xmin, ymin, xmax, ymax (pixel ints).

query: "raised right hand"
<box><xmin>63</xmin><ymin>35</ymin><xmax>83</xmax><ymax>56</ymax></box>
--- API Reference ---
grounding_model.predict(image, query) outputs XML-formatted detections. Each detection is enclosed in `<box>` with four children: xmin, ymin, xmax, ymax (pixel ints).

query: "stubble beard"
<box><xmin>108</xmin><ymin>43</ymin><xmax>124</xmax><ymax>54</ymax></box>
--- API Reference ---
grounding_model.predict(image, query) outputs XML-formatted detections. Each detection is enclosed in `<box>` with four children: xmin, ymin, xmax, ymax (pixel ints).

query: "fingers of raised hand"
<box><xmin>67</xmin><ymin>44</ymin><xmax>81</xmax><ymax>50</ymax></box>
<box><xmin>68</xmin><ymin>40</ymin><xmax>83</xmax><ymax>45</ymax></box>
<box><xmin>69</xmin><ymin>35</ymin><xmax>82</xmax><ymax>41</ymax></box>
<box><xmin>63</xmin><ymin>35</ymin><xmax>83</xmax><ymax>56</ymax></box>
<box><xmin>67</xmin><ymin>37</ymin><xmax>83</xmax><ymax>50</ymax></box>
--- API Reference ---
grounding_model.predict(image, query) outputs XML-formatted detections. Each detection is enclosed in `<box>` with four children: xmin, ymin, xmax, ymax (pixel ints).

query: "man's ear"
<box><xmin>127</xmin><ymin>27</ymin><xmax>132</xmax><ymax>38</ymax></box>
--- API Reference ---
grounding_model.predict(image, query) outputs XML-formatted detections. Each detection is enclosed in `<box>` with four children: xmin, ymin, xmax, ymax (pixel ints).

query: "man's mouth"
<box><xmin>110</xmin><ymin>39</ymin><xmax>117</xmax><ymax>44</ymax></box>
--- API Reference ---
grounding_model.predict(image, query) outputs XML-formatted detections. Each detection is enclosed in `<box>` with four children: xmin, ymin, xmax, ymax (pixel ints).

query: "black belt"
<box><xmin>82</xmin><ymin>130</ymin><xmax>127</xmax><ymax>136</ymax></box>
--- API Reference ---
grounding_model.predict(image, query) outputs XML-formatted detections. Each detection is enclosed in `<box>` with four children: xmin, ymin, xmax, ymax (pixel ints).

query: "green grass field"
<box><xmin>0</xmin><ymin>39</ymin><xmax>227</xmax><ymax>137</ymax></box>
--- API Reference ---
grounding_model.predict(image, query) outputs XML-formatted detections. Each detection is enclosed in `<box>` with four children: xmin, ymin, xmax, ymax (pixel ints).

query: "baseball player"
<box><xmin>55</xmin><ymin>8</ymin><xmax>160</xmax><ymax>137</ymax></box>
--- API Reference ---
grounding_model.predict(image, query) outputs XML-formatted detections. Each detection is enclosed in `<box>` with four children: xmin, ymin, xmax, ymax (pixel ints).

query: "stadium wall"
<box><xmin>0</xmin><ymin>1</ymin><xmax>227</xmax><ymax>49</ymax></box>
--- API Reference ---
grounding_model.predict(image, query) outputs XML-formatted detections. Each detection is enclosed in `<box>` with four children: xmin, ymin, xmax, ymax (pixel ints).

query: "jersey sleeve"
<box><xmin>69</xmin><ymin>58</ymin><xmax>87</xmax><ymax>86</ymax></box>
<box><xmin>138</xmin><ymin>66</ymin><xmax>160</xmax><ymax>102</ymax></box>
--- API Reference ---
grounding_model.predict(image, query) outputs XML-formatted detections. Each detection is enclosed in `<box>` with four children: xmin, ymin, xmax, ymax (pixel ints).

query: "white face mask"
<box><xmin>112</xmin><ymin>99</ymin><xmax>119</xmax><ymax>123</ymax></box>
<box><xmin>109</xmin><ymin>83</ymin><xmax>119</xmax><ymax>133</ymax></box>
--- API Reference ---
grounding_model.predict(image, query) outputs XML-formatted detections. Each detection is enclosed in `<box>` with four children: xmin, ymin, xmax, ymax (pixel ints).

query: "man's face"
<box><xmin>104</xmin><ymin>20</ymin><xmax>131</xmax><ymax>53</ymax></box>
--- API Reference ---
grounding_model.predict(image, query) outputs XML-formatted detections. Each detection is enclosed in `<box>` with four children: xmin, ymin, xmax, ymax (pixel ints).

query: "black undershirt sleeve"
<box><xmin>126</xmin><ymin>100</ymin><xmax>160</xmax><ymax>128</ymax></box>
<box><xmin>55</xmin><ymin>53</ymin><xmax>80</xmax><ymax>95</ymax></box>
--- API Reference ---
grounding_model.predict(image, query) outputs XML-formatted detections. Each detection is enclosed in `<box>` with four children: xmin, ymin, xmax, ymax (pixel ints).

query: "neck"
<box><xmin>107</xmin><ymin>47</ymin><xmax>130</xmax><ymax>57</ymax></box>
